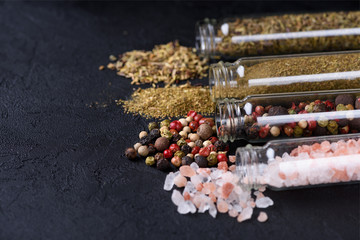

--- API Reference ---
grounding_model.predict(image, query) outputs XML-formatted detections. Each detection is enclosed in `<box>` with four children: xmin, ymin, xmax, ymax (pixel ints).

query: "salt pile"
<box><xmin>164</xmin><ymin>163</ymin><xmax>273</xmax><ymax>223</ymax></box>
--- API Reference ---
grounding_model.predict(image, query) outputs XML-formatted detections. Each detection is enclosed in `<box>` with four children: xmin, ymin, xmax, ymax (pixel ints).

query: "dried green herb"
<box><xmin>117</xmin><ymin>83</ymin><xmax>215</xmax><ymax>118</ymax></box>
<box><xmin>105</xmin><ymin>41</ymin><xmax>208</xmax><ymax>86</ymax></box>
<box><xmin>215</xmin><ymin>11</ymin><xmax>360</xmax><ymax>57</ymax></box>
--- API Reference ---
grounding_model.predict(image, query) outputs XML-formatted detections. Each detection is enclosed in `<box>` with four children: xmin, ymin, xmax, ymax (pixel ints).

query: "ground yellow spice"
<box><xmin>117</xmin><ymin>83</ymin><xmax>215</xmax><ymax>119</ymax></box>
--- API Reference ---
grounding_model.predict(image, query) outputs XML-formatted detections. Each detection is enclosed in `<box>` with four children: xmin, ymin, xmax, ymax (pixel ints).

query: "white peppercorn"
<box><xmin>188</xmin><ymin>142</ymin><xmax>195</xmax><ymax>148</ymax></box>
<box><xmin>203</xmin><ymin>140</ymin><xmax>212</xmax><ymax>147</ymax></box>
<box><xmin>139</xmin><ymin>131</ymin><xmax>148</xmax><ymax>139</ymax></box>
<box><xmin>179</xmin><ymin>118</ymin><xmax>188</xmax><ymax>127</ymax></box>
<box><xmin>186</xmin><ymin>116</ymin><xmax>193</xmax><ymax>123</ymax></box>
<box><xmin>179</xmin><ymin>131</ymin><xmax>187</xmax><ymax>139</ymax></box>
<box><xmin>138</xmin><ymin>145</ymin><xmax>149</xmax><ymax>157</ymax></box>
<box><xmin>134</xmin><ymin>142</ymin><xmax>142</xmax><ymax>151</ymax></box>
<box><xmin>183</xmin><ymin>126</ymin><xmax>191</xmax><ymax>133</ymax></box>
<box><xmin>189</xmin><ymin>133</ymin><xmax>200</xmax><ymax>142</ymax></box>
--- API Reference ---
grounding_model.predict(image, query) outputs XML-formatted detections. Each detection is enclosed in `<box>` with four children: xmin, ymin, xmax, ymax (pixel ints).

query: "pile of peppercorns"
<box><xmin>125</xmin><ymin>111</ymin><xmax>231</xmax><ymax>172</ymax></box>
<box><xmin>244</xmin><ymin>94</ymin><xmax>360</xmax><ymax>139</ymax></box>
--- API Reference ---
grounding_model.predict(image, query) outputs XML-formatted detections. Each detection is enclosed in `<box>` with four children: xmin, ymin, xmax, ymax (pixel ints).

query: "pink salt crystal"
<box><xmin>228</xmin><ymin>209</ymin><xmax>238</xmax><ymax>218</ymax></box>
<box><xmin>320</xmin><ymin>141</ymin><xmax>331</xmax><ymax>152</ymax></box>
<box><xmin>218</xmin><ymin>162</ymin><xmax>228</xmax><ymax>171</ymax></box>
<box><xmin>222</xmin><ymin>182</ymin><xmax>234</xmax><ymax>199</ymax></box>
<box><xmin>217</xmin><ymin>200</ymin><xmax>229</xmax><ymax>213</ymax></box>
<box><xmin>192</xmin><ymin>194</ymin><xmax>202</xmax><ymax>208</ymax></box>
<box><xmin>249</xmin><ymin>201</ymin><xmax>256</xmax><ymax>208</ymax></box>
<box><xmin>197</xmin><ymin>168</ymin><xmax>211</xmax><ymax>175</ymax></box>
<box><xmin>183</xmin><ymin>191</ymin><xmax>191</xmax><ymax>201</ymax></box>
<box><xmin>180</xmin><ymin>165</ymin><xmax>196</xmax><ymax>177</ymax></box>
<box><xmin>196</xmin><ymin>183</ymin><xmax>203</xmax><ymax>191</ymax></box>
<box><xmin>203</xmin><ymin>182</ymin><xmax>216</xmax><ymax>193</ymax></box>
<box><xmin>229</xmin><ymin>165</ymin><xmax>236</xmax><ymax>172</ymax></box>
<box><xmin>257</xmin><ymin>211</ymin><xmax>268</xmax><ymax>223</ymax></box>
<box><xmin>174</xmin><ymin>174</ymin><xmax>187</xmax><ymax>188</ymax></box>
<box><xmin>229</xmin><ymin>155</ymin><xmax>236</xmax><ymax>163</ymax></box>
<box><xmin>237</xmin><ymin>207</ymin><xmax>253</xmax><ymax>222</ymax></box>
<box><xmin>255</xmin><ymin>191</ymin><xmax>265</xmax><ymax>200</ymax></box>
<box><xmin>209</xmin><ymin>192</ymin><xmax>216</xmax><ymax>203</ymax></box>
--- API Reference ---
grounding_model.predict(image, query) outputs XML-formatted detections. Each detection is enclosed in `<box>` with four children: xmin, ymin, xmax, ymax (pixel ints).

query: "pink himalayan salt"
<box><xmin>197</xmin><ymin>168</ymin><xmax>211</xmax><ymax>175</ymax></box>
<box><xmin>174</xmin><ymin>174</ymin><xmax>187</xmax><ymax>188</ymax></box>
<box><xmin>217</xmin><ymin>200</ymin><xmax>229</xmax><ymax>213</ymax></box>
<box><xmin>229</xmin><ymin>164</ymin><xmax>236</xmax><ymax>172</ymax></box>
<box><xmin>218</xmin><ymin>161</ymin><xmax>228</xmax><ymax>171</ymax></box>
<box><xmin>257</xmin><ymin>211</ymin><xmax>268</xmax><ymax>222</ymax></box>
<box><xmin>222</xmin><ymin>182</ymin><xmax>234</xmax><ymax>199</ymax></box>
<box><xmin>183</xmin><ymin>192</ymin><xmax>191</xmax><ymax>201</ymax></box>
<box><xmin>237</xmin><ymin>207</ymin><xmax>253</xmax><ymax>222</ymax></box>
<box><xmin>258</xmin><ymin>186</ymin><xmax>266</xmax><ymax>192</ymax></box>
<box><xmin>229</xmin><ymin>155</ymin><xmax>236</xmax><ymax>163</ymax></box>
<box><xmin>203</xmin><ymin>182</ymin><xmax>216</xmax><ymax>194</ymax></box>
<box><xmin>255</xmin><ymin>191</ymin><xmax>265</xmax><ymax>200</ymax></box>
<box><xmin>228</xmin><ymin>209</ymin><xmax>238</xmax><ymax>218</ymax></box>
<box><xmin>320</xmin><ymin>141</ymin><xmax>331</xmax><ymax>152</ymax></box>
<box><xmin>196</xmin><ymin>183</ymin><xmax>203</xmax><ymax>191</ymax></box>
<box><xmin>180</xmin><ymin>165</ymin><xmax>196</xmax><ymax>177</ymax></box>
<box><xmin>209</xmin><ymin>192</ymin><xmax>216</xmax><ymax>202</ymax></box>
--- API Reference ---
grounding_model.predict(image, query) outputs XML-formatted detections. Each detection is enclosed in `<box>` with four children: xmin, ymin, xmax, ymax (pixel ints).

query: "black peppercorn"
<box><xmin>268</xmin><ymin>106</ymin><xmax>288</xmax><ymax>116</ymax></box>
<box><xmin>312</xmin><ymin>103</ymin><xmax>327</xmax><ymax>113</ymax></box>
<box><xmin>181</xmin><ymin>144</ymin><xmax>192</xmax><ymax>155</ymax></box>
<box><xmin>139</xmin><ymin>135</ymin><xmax>152</xmax><ymax>145</ymax></box>
<box><xmin>214</xmin><ymin>140</ymin><xmax>227</xmax><ymax>151</ymax></box>
<box><xmin>125</xmin><ymin>148</ymin><xmax>137</xmax><ymax>160</ymax></box>
<box><xmin>148</xmin><ymin>144</ymin><xmax>156</xmax><ymax>155</ymax></box>
<box><xmin>245</xmin><ymin>124</ymin><xmax>260</xmax><ymax>139</ymax></box>
<box><xmin>171</xmin><ymin>133</ymin><xmax>182</xmax><ymax>143</ymax></box>
<box><xmin>149</xmin><ymin>129</ymin><xmax>161</xmax><ymax>139</ymax></box>
<box><xmin>355</xmin><ymin>97</ymin><xmax>360</xmax><ymax>109</ymax></box>
<box><xmin>182</xmin><ymin>156</ymin><xmax>193</xmax><ymax>166</ymax></box>
<box><xmin>349</xmin><ymin>118</ymin><xmax>360</xmax><ymax>131</ymax></box>
<box><xmin>337</xmin><ymin>119</ymin><xmax>349</xmax><ymax>127</ymax></box>
<box><xmin>157</xmin><ymin>158</ymin><xmax>171</xmax><ymax>171</ymax></box>
<box><xmin>335</xmin><ymin>94</ymin><xmax>355</xmax><ymax>106</ymax></box>
<box><xmin>195</xmin><ymin>155</ymin><xmax>208</xmax><ymax>168</ymax></box>
<box><xmin>154</xmin><ymin>153</ymin><xmax>164</xmax><ymax>162</ymax></box>
<box><xmin>313</xmin><ymin>126</ymin><xmax>328</xmax><ymax>136</ymax></box>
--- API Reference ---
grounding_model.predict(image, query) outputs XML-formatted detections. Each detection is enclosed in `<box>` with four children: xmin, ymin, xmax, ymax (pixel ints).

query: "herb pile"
<box><xmin>105</xmin><ymin>41</ymin><xmax>208</xmax><ymax>86</ymax></box>
<box><xmin>117</xmin><ymin>83</ymin><xmax>215</xmax><ymax>119</ymax></box>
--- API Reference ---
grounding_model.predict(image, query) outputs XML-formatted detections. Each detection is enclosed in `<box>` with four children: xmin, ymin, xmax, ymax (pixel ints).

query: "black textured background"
<box><xmin>1</xmin><ymin>1</ymin><xmax>360</xmax><ymax>239</ymax></box>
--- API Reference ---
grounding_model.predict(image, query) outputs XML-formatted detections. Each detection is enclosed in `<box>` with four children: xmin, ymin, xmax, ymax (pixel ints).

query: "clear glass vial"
<box><xmin>236</xmin><ymin>133</ymin><xmax>360</xmax><ymax>191</ymax></box>
<box><xmin>209</xmin><ymin>51</ymin><xmax>360</xmax><ymax>101</ymax></box>
<box><xmin>196</xmin><ymin>11</ymin><xmax>360</xmax><ymax>58</ymax></box>
<box><xmin>215</xmin><ymin>89</ymin><xmax>360</xmax><ymax>142</ymax></box>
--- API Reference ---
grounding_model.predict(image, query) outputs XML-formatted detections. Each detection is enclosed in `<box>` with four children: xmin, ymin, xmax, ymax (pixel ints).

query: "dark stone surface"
<box><xmin>0</xmin><ymin>1</ymin><xmax>359</xmax><ymax>239</ymax></box>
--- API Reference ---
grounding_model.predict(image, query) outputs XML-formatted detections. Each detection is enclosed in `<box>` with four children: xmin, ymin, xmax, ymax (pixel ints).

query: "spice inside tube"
<box><xmin>196</xmin><ymin>11</ymin><xmax>360</xmax><ymax>58</ymax></box>
<box><xmin>209</xmin><ymin>51</ymin><xmax>360</xmax><ymax>101</ymax></box>
<box><xmin>236</xmin><ymin>134</ymin><xmax>360</xmax><ymax>191</ymax></box>
<box><xmin>216</xmin><ymin>90</ymin><xmax>360</xmax><ymax>143</ymax></box>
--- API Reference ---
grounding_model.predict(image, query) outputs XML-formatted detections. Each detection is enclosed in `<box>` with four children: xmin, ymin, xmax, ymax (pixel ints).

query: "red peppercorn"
<box><xmin>163</xmin><ymin>149</ymin><xmax>173</xmax><ymax>159</ymax></box>
<box><xmin>208</xmin><ymin>136</ymin><xmax>218</xmax><ymax>144</ymax></box>
<box><xmin>170</xmin><ymin>120</ymin><xmax>183</xmax><ymax>132</ymax></box>
<box><xmin>258</xmin><ymin>125</ymin><xmax>270</xmax><ymax>138</ymax></box>
<box><xmin>307</xmin><ymin>120</ymin><xmax>317</xmax><ymax>131</ymax></box>
<box><xmin>217</xmin><ymin>153</ymin><xmax>228</xmax><ymax>162</ymax></box>
<box><xmin>187</xmin><ymin>110</ymin><xmax>197</xmax><ymax>118</ymax></box>
<box><xmin>194</xmin><ymin>114</ymin><xmax>203</xmax><ymax>122</ymax></box>
<box><xmin>185</xmin><ymin>139</ymin><xmax>191</xmax><ymax>143</ymax></box>
<box><xmin>298</xmin><ymin>102</ymin><xmax>306</xmax><ymax>110</ymax></box>
<box><xmin>314</xmin><ymin>100</ymin><xmax>322</xmax><ymax>105</ymax></box>
<box><xmin>255</xmin><ymin>106</ymin><xmax>265</xmax><ymax>115</ymax></box>
<box><xmin>199</xmin><ymin>147</ymin><xmax>210</xmax><ymax>157</ymax></box>
<box><xmin>169</xmin><ymin>143</ymin><xmax>180</xmax><ymax>153</ymax></box>
<box><xmin>169</xmin><ymin>129</ymin><xmax>178</xmax><ymax>135</ymax></box>
<box><xmin>288</xmin><ymin>122</ymin><xmax>297</xmax><ymax>128</ymax></box>
<box><xmin>283</xmin><ymin>125</ymin><xmax>294</xmax><ymax>137</ymax></box>
<box><xmin>291</xmin><ymin>102</ymin><xmax>296</xmax><ymax>110</ymax></box>
<box><xmin>191</xmin><ymin>146</ymin><xmax>200</xmax><ymax>155</ymax></box>
<box><xmin>298</xmin><ymin>110</ymin><xmax>308</xmax><ymax>114</ymax></box>
<box><xmin>325</xmin><ymin>100</ymin><xmax>334</xmax><ymax>110</ymax></box>
<box><xmin>251</xmin><ymin>112</ymin><xmax>259</xmax><ymax>121</ymax></box>
<box><xmin>199</xmin><ymin>118</ymin><xmax>214</xmax><ymax>127</ymax></box>
<box><xmin>340</xmin><ymin>125</ymin><xmax>349</xmax><ymax>134</ymax></box>
<box><xmin>189</xmin><ymin>121</ymin><xmax>199</xmax><ymax>131</ymax></box>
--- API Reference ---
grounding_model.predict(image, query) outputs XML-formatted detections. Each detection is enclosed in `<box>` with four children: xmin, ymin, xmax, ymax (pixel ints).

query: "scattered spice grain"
<box><xmin>117</xmin><ymin>83</ymin><xmax>215</xmax><ymax>118</ymax></box>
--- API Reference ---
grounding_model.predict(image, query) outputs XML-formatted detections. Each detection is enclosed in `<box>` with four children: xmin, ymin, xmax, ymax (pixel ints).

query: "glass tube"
<box><xmin>209</xmin><ymin>51</ymin><xmax>360</xmax><ymax>101</ymax></box>
<box><xmin>236</xmin><ymin>133</ymin><xmax>360</xmax><ymax>191</ymax></box>
<box><xmin>196</xmin><ymin>11</ymin><xmax>360</xmax><ymax>58</ymax></box>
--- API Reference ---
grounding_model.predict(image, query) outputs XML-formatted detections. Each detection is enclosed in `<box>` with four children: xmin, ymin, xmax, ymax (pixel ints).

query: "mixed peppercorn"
<box><xmin>125</xmin><ymin>110</ymin><xmax>233</xmax><ymax>171</ymax></box>
<box><xmin>242</xmin><ymin>94</ymin><xmax>360</xmax><ymax>140</ymax></box>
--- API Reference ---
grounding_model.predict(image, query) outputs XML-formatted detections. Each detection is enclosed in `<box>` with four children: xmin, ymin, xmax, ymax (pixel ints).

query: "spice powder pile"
<box><xmin>117</xmin><ymin>83</ymin><xmax>215</xmax><ymax>119</ymax></box>
<box><xmin>106</xmin><ymin>41</ymin><xmax>208</xmax><ymax>86</ymax></box>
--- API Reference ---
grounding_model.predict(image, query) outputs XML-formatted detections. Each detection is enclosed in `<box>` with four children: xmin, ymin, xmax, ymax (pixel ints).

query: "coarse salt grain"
<box><xmin>257</xmin><ymin>211</ymin><xmax>268</xmax><ymax>222</ymax></box>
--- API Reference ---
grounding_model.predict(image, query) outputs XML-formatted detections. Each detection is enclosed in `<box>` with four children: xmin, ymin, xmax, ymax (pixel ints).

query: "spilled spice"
<box><xmin>117</xmin><ymin>83</ymin><xmax>215</xmax><ymax>118</ymax></box>
<box><xmin>105</xmin><ymin>41</ymin><xmax>208</xmax><ymax>86</ymax></box>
